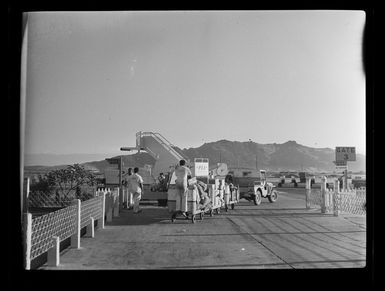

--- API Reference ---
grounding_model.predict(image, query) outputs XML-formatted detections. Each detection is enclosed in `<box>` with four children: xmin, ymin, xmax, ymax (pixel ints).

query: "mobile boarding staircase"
<box><xmin>120</xmin><ymin>131</ymin><xmax>190</xmax><ymax>178</ymax></box>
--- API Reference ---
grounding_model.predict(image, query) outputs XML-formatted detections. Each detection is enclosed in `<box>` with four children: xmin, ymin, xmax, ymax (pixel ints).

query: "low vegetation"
<box><xmin>30</xmin><ymin>164</ymin><xmax>97</xmax><ymax>202</ymax></box>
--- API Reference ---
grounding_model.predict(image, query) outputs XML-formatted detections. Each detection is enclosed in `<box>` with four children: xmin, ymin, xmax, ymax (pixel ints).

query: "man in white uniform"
<box><xmin>174</xmin><ymin>160</ymin><xmax>191</xmax><ymax>217</ymax></box>
<box><xmin>124</xmin><ymin>168</ymin><xmax>133</xmax><ymax>209</ymax></box>
<box><xmin>129</xmin><ymin>167</ymin><xmax>144</xmax><ymax>214</ymax></box>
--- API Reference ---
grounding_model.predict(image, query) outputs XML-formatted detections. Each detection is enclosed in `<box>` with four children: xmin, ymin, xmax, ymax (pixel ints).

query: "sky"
<box><xmin>23</xmin><ymin>10</ymin><xmax>366</xmax><ymax>158</ymax></box>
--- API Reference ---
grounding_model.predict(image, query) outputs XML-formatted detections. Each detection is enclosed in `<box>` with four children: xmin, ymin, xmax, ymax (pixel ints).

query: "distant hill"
<box><xmin>24</xmin><ymin>140</ymin><xmax>366</xmax><ymax>175</ymax></box>
<box><xmin>24</xmin><ymin>153</ymin><xmax>123</xmax><ymax>167</ymax></box>
<box><xmin>179</xmin><ymin>140</ymin><xmax>365</xmax><ymax>173</ymax></box>
<box><xmin>24</xmin><ymin>152</ymin><xmax>157</xmax><ymax>177</ymax></box>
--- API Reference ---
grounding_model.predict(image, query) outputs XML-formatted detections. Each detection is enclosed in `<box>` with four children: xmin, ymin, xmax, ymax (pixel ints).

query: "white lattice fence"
<box><xmin>338</xmin><ymin>188</ymin><xmax>366</xmax><ymax>215</ymax></box>
<box><xmin>23</xmin><ymin>185</ymin><xmax>119</xmax><ymax>269</ymax></box>
<box><xmin>309</xmin><ymin>189</ymin><xmax>322</xmax><ymax>209</ymax></box>
<box><xmin>28</xmin><ymin>185</ymin><xmax>96</xmax><ymax>209</ymax></box>
<box><xmin>28</xmin><ymin>191</ymin><xmax>73</xmax><ymax>208</ymax></box>
<box><xmin>307</xmin><ymin>183</ymin><xmax>366</xmax><ymax>216</ymax></box>
<box><xmin>30</xmin><ymin>204</ymin><xmax>77</xmax><ymax>260</ymax></box>
<box><xmin>80</xmin><ymin>196</ymin><xmax>103</xmax><ymax>228</ymax></box>
<box><xmin>324</xmin><ymin>188</ymin><xmax>335</xmax><ymax>213</ymax></box>
<box><xmin>96</xmin><ymin>188</ymin><xmax>119</xmax><ymax>221</ymax></box>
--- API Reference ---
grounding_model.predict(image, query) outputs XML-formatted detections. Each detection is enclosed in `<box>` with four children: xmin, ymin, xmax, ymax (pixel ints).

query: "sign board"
<box><xmin>335</xmin><ymin>165</ymin><xmax>348</xmax><ymax>171</ymax></box>
<box><xmin>336</xmin><ymin>147</ymin><xmax>356</xmax><ymax>161</ymax></box>
<box><xmin>194</xmin><ymin>162</ymin><xmax>209</xmax><ymax>177</ymax></box>
<box><xmin>334</xmin><ymin>160</ymin><xmax>347</xmax><ymax>166</ymax></box>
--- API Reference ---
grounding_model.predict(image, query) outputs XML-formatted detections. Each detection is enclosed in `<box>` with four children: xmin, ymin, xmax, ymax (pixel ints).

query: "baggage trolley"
<box><xmin>208</xmin><ymin>184</ymin><xmax>223</xmax><ymax>216</ymax></box>
<box><xmin>168</xmin><ymin>186</ymin><xmax>204</xmax><ymax>223</ymax></box>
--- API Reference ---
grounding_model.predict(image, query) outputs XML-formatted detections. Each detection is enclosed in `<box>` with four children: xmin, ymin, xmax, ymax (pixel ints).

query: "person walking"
<box><xmin>174</xmin><ymin>159</ymin><xmax>191</xmax><ymax>217</ymax></box>
<box><xmin>129</xmin><ymin>167</ymin><xmax>144</xmax><ymax>214</ymax></box>
<box><xmin>124</xmin><ymin>168</ymin><xmax>133</xmax><ymax>209</ymax></box>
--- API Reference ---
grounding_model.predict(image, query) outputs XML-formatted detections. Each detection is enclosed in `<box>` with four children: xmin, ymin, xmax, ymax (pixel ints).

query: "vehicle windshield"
<box><xmin>260</xmin><ymin>171</ymin><xmax>266</xmax><ymax>184</ymax></box>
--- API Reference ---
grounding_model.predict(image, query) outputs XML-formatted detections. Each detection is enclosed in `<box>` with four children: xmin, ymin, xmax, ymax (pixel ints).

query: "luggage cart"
<box><xmin>168</xmin><ymin>186</ymin><xmax>205</xmax><ymax>223</ymax></box>
<box><xmin>224</xmin><ymin>184</ymin><xmax>240</xmax><ymax>212</ymax></box>
<box><xmin>208</xmin><ymin>184</ymin><xmax>223</xmax><ymax>216</ymax></box>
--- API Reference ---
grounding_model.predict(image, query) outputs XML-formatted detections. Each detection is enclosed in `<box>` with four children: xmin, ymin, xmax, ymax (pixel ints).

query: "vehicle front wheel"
<box><xmin>268</xmin><ymin>190</ymin><xmax>278</xmax><ymax>203</ymax></box>
<box><xmin>253</xmin><ymin>190</ymin><xmax>262</xmax><ymax>205</ymax></box>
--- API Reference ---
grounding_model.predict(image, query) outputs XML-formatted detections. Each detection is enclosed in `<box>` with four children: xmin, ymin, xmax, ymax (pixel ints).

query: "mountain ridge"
<box><xmin>24</xmin><ymin>140</ymin><xmax>365</xmax><ymax>173</ymax></box>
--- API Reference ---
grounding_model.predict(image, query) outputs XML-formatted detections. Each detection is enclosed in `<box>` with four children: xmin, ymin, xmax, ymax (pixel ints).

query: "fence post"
<box><xmin>23</xmin><ymin>177</ymin><xmax>30</xmax><ymax>217</ymax></box>
<box><xmin>47</xmin><ymin>236</ymin><xmax>60</xmax><ymax>266</ymax></box>
<box><xmin>23</xmin><ymin>213</ymin><xmax>32</xmax><ymax>270</ymax></box>
<box><xmin>106</xmin><ymin>192</ymin><xmax>113</xmax><ymax>222</ymax></box>
<box><xmin>97</xmin><ymin>193</ymin><xmax>105</xmax><ymax>229</ymax></box>
<box><xmin>86</xmin><ymin>217</ymin><xmax>95</xmax><ymax>238</ymax></box>
<box><xmin>305</xmin><ymin>177</ymin><xmax>311</xmax><ymax>209</ymax></box>
<box><xmin>113</xmin><ymin>188</ymin><xmax>119</xmax><ymax>217</ymax></box>
<box><xmin>320</xmin><ymin>176</ymin><xmax>327</xmax><ymax>213</ymax></box>
<box><xmin>71</xmin><ymin>199</ymin><xmax>81</xmax><ymax>249</ymax></box>
<box><xmin>333</xmin><ymin>180</ymin><xmax>340</xmax><ymax>216</ymax></box>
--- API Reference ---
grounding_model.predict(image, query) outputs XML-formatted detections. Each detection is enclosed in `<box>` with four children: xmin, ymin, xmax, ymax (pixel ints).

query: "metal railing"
<box><xmin>154</xmin><ymin>132</ymin><xmax>190</xmax><ymax>162</ymax></box>
<box><xmin>22</xmin><ymin>180</ymin><xmax>124</xmax><ymax>269</ymax></box>
<box><xmin>139</xmin><ymin>131</ymin><xmax>187</xmax><ymax>162</ymax></box>
<box><xmin>30</xmin><ymin>204</ymin><xmax>78</xmax><ymax>260</ymax></box>
<box><xmin>307</xmin><ymin>177</ymin><xmax>366</xmax><ymax>216</ymax></box>
<box><xmin>80</xmin><ymin>197</ymin><xmax>103</xmax><ymax>229</ymax></box>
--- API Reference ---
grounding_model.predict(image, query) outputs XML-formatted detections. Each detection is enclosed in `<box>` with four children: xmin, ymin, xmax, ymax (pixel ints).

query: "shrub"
<box><xmin>30</xmin><ymin>164</ymin><xmax>97</xmax><ymax>202</ymax></box>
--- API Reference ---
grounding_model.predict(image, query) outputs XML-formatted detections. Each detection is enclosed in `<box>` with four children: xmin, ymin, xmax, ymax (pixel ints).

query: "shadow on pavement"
<box><xmin>106</xmin><ymin>205</ymin><xmax>337</xmax><ymax>225</ymax></box>
<box><xmin>106</xmin><ymin>206</ymin><xmax>172</xmax><ymax>226</ymax></box>
<box><xmin>231</xmin><ymin>207</ymin><xmax>311</xmax><ymax>211</ymax></box>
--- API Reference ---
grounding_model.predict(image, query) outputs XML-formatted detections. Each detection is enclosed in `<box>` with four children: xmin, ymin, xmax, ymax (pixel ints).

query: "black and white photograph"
<box><xmin>13</xmin><ymin>10</ymin><xmax>372</xmax><ymax>274</ymax></box>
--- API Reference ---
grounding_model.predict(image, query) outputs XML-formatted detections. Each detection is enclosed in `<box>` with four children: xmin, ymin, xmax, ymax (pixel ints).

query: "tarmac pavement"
<box><xmin>39</xmin><ymin>189</ymin><xmax>366</xmax><ymax>269</ymax></box>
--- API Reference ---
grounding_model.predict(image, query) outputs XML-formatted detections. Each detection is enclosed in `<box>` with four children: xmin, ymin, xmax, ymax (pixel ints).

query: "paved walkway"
<box><xmin>40</xmin><ymin>190</ymin><xmax>366</xmax><ymax>269</ymax></box>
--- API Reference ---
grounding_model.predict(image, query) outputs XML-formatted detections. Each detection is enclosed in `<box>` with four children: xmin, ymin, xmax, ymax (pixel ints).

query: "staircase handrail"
<box><xmin>152</xmin><ymin>134</ymin><xmax>184</xmax><ymax>161</ymax></box>
<box><xmin>138</xmin><ymin>131</ymin><xmax>189</xmax><ymax>163</ymax></box>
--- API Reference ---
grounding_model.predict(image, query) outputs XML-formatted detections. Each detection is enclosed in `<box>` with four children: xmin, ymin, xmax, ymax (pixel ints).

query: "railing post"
<box><xmin>333</xmin><ymin>180</ymin><xmax>340</xmax><ymax>216</ymax></box>
<box><xmin>23</xmin><ymin>213</ymin><xmax>32</xmax><ymax>270</ymax></box>
<box><xmin>47</xmin><ymin>236</ymin><xmax>60</xmax><ymax>266</ymax></box>
<box><xmin>71</xmin><ymin>199</ymin><xmax>81</xmax><ymax>249</ymax></box>
<box><xmin>86</xmin><ymin>217</ymin><xmax>95</xmax><ymax>238</ymax></box>
<box><xmin>113</xmin><ymin>188</ymin><xmax>119</xmax><ymax>217</ymax></box>
<box><xmin>23</xmin><ymin>177</ymin><xmax>30</xmax><ymax>217</ymax></box>
<box><xmin>320</xmin><ymin>176</ymin><xmax>327</xmax><ymax>213</ymax></box>
<box><xmin>106</xmin><ymin>192</ymin><xmax>113</xmax><ymax>222</ymax></box>
<box><xmin>97</xmin><ymin>193</ymin><xmax>106</xmax><ymax>229</ymax></box>
<box><xmin>305</xmin><ymin>177</ymin><xmax>311</xmax><ymax>209</ymax></box>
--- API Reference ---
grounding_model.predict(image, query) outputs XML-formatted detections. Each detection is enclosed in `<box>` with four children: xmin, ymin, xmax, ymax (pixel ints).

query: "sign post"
<box><xmin>194</xmin><ymin>158</ymin><xmax>209</xmax><ymax>184</ymax></box>
<box><xmin>335</xmin><ymin>147</ymin><xmax>356</xmax><ymax>191</ymax></box>
<box><xmin>335</xmin><ymin>147</ymin><xmax>356</xmax><ymax>162</ymax></box>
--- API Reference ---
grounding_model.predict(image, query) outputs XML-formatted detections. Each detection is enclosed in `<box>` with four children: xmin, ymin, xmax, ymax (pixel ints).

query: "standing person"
<box><xmin>124</xmin><ymin>168</ymin><xmax>133</xmax><ymax>209</ymax></box>
<box><xmin>129</xmin><ymin>167</ymin><xmax>144</xmax><ymax>214</ymax></box>
<box><xmin>158</xmin><ymin>172</ymin><xmax>167</xmax><ymax>191</ymax></box>
<box><xmin>174</xmin><ymin>160</ymin><xmax>192</xmax><ymax>217</ymax></box>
